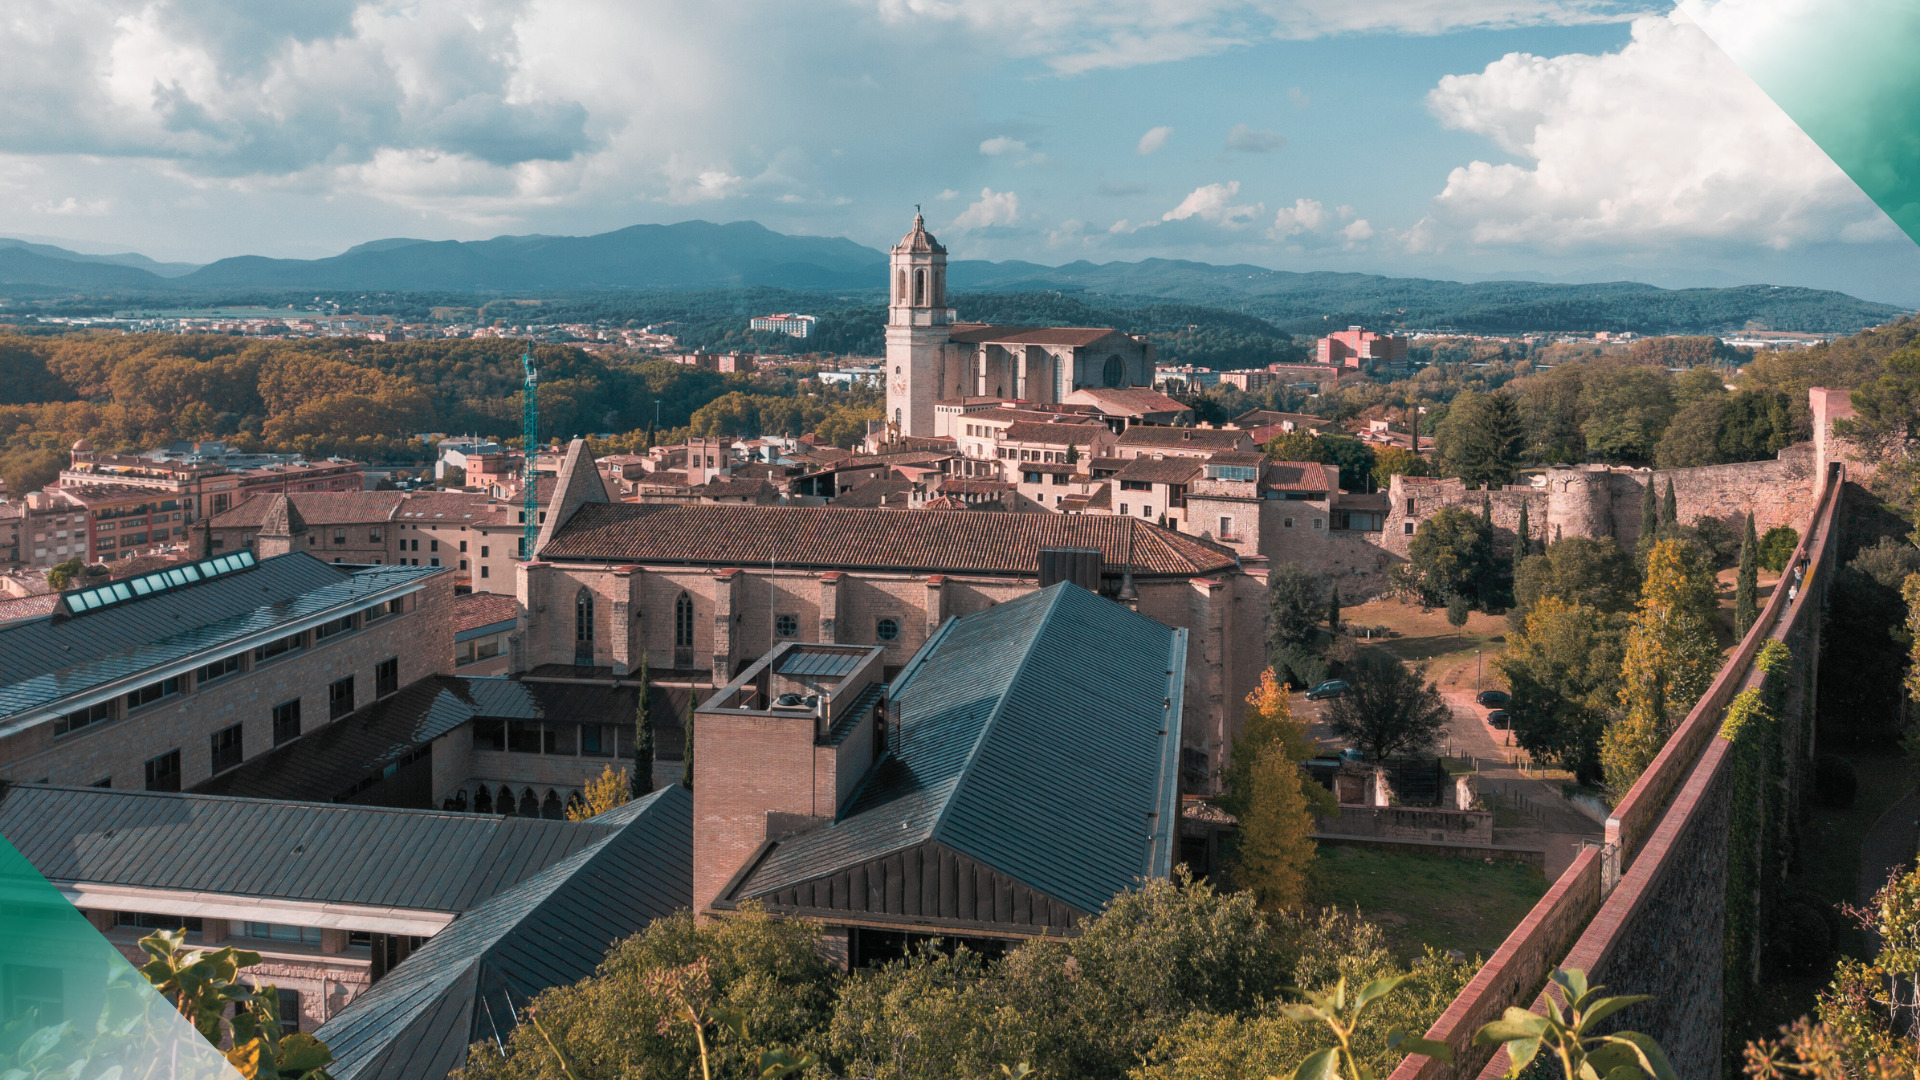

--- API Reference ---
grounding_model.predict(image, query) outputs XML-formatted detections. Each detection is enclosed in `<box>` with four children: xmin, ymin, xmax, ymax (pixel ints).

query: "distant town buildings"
<box><xmin>749</xmin><ymin>312</ymin><xmax>818</xmax><ymax>338</ymax></box>
<box><xmin>1316</xmin><ymin>325</ymin><xmax>1409</xmax><ymax>371</ymax></box>
<box><xmin>666</xmin><ymin>351</ymin><xmax>757</xmax><ymax>373</ymax></box>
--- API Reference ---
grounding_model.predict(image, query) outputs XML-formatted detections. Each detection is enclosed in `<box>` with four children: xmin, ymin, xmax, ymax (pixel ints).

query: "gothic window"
<box><xmin>914</xmin><ymin>269</ymin><xmax>925</xmax><ymax>305</ymax></box>
<box><xmin>497</xmin><ymin>786</ymin><xmax>514</xmax><ymax>814</ymax></box>
<box><xmin>473</xmin><ymin>787</ymin><xmax>493</xmax><ymax>813</ymax></box>
<box><xmin>541</xmin><ymin>790</ymin><xmax>563</xmax><ymax>819</ymax></box>
<box><xmin>518</xmin><ymin>788</ymin><xmax>539</xmax><ymax>816</ymax></box>
<box><xmin>1102</xmin><ymin>354</ymin><xmax>1127</xmax><ymax>389</ymax></box>
<box><xmin>897</xmin><ymin>269</ymin><xmax>906</xmax><ymax>304</ymax></box>
<box><xmin>675</xmin><ymin>592</ymin><xmax>695</xmax><ymax>648</ymax></box>
<box><xmin>575</xmin><ymin>589</ymin><xmax>594</xmax><ymax>643</ymax></box>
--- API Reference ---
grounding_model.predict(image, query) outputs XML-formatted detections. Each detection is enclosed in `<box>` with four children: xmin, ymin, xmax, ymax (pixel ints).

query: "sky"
<box><xmin>2</xmin><ymin>0</ymin><xmax>1917</xmax><ymax>304</ymax></box>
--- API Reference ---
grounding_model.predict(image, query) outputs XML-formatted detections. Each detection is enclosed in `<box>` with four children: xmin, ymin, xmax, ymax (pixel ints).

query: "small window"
<box><xmin>1120</xmin><ymin>504</ymin><xmax>1129</xmax><ymax>515</ymax></box>
<box><xmin>429</xmin><ymin>557</ymin><xmax>440</xmax><ymax>567</ymax></box>
<box><xmin>473</xmin><ymin>718</ymin><xmax>505</xmax><ymax>752</ymax></box>
<box><xmin>430</xmin><ymin>540</ymin><xmax>438</xmax><ymax>553</ymax></box>
<box><xmin>459</xmin><ymin>540</ymin><xmax>468</xmax><ymax>553</ymax></box>
<box><xmin>253</xmin><ymin>632</ymin><xmax>304</xmax><ymax>665</ymax></box>
<box><xmin>1313</xmin><ymin>518</ymin><xmax>1323</xmax><ymax>530</ymax></box>
<box><xmin>775</xmin><ymin>613</ymin><xmax>799</xmax><ymax>637</ymax></box>
<box><xmin>581</xmin><ymin>724</ymin><xmax>611</xmax><ymax>757</ymax></box>
<box><xmin>125</xmin><ymin>677</ymin><xmax>180</xmax><ymax>712</ymax></box>
<box><xmin>210</xmin><ymin>724</ymin><xmax>243</xmax><ymax>774</ymax></box>
<box><xmin>376</xmin><ymin>657</ymin><xmax>399</xmax><ymax>698</ymax></box>
<box><xmin>328</xmin><ymin>677</ymin><xmax>355</xmax><ymax>721</ymax></box>
<box><xmin>275</xmin><ymin>989</ymin><xmax>301</xmax><ymax>1035</ymax></box>
<box><xmin>196</xmin><ymin>655</ymin><xmax>242</xmax><ymax>686</ymax></box>
<box><xmin>1284</xmin><ymin>518</ymin><xmax>1294</xmax><ymax>528</ymax></box>
<box><xmin>1220</xmin><ymin>516</ymin><xmax>1233</xmax><ymax>538</ymax></box>
<box><xmin>875</xmin><ymin>617</ymin><xmax>900</xmax><ymax>642</ymax></box>
<box><xmin>56</xmin><ymin>701</ymin><xmax>114</xmax><ymax>737</ymax></box>
<box><xmin>144</xmin><ymin>750</ymin><xmax>181</xmax><ymax>793</ymax></box>
<box><xmin>313</xmin><ymin>615</ymin><xmax>354</xmax><ymax>643</ymax></box>
<box><xmin>272</xmin><ymin>700</ymin><xmax>301</xmax><ymax>745</ymax></box>
<box><xmin>332</xmin><ymin>530</ymin><xmax>345</xmax><ymax>545</ymax></box>
<box><xmin>369</xmin><ymin>528</ymin><xmax>382</xmax><ymax>542</ymax></box>
<box><xmin>1404</xmin><ymin>522</ymin><xmax>1415</xmax><ymax>535</ymax></box>
<box><xmin>480</xmin><ymin>545</ymin><xmax>489</xmax><ymax>558</ymax></box>
<box><xmin>1144</xmin><ymin>506</ymin><xmax>1154</xmax><ymax>517</ymax></box>
<box><xmin>480</xmin><ymin>565</ymin><xmax>490</xmax><ymax>579</ymax></box>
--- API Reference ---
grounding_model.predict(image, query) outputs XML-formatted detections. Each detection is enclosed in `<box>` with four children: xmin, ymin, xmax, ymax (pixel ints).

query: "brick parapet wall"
<box><xmin>1391</xmin><ymin>460</ymin><xmax>1843</xmax><ymax>1080</ymax></box>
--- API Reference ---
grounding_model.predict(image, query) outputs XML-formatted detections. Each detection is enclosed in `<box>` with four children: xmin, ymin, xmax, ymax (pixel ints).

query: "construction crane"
<box><xmin>521</xmin><ymin>349</ymin><xmax>539</xmax><ymax>558</ymax></box>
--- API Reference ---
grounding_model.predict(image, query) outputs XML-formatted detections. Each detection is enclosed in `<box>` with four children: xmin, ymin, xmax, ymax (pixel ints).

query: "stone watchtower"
<box><xmin>885</xmin><ymin>212</ymin><xmax>952</xmax><ymax>439</ymax></box>
<box><xmin>1543</xmin><ymin>464</ymin><xmax>1614</xmax><ymax>545</ymax></box>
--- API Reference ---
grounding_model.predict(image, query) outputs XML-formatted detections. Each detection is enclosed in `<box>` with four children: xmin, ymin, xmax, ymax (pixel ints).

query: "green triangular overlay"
<box><xmin>1687</xmin><ymin>0</ymin><xmax>1920</xmax><ymax>245</ymax></box>
<box><xmin>0</xmin><ymin>834</ymin><xmax>240</xmax><ymax>1079</ymax></box>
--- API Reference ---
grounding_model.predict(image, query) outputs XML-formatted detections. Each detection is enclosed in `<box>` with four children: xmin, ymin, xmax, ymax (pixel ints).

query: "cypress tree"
<box><xmin>680</xmin><ymin>688</ymin><xmax>695</xmax><ymax>790</ymax></box>
<box><xmin>1514</xmin><ymin>500</ymin><xmax>1532</xmax><ymax>564</ymax></box>
<box><xmin>1660</xmin><ymin>477</ymin><xmax>1679</xmax><ymax>537</ymax></box>
<box><xmin>1481</xmin><ymin>492</ymin><xmax>1493</xmax><ymax>527</ymax></box>
<box><xmin>1735</xmin><ymin>513</ymin><xmax>1759</xmax><ymax>639</ymax></box>
<box><xmin>631</xmin><ymin>653</ymin><xmax>655</xmax><ymax>797</ymax></box>
<box><xmin>1636</xmin><ymin>476</ymin><xmax>1659</xmax><ymax>563</ymax></box>
<box><xmin>1327</xmin><ymin>585</ymin><xmax>1341</xmax><ymax>633</ymax></box>
<box><xmin>199</xmin><ymin>525</ymin><xmax>213</xmax><ymax>560</ymax></box>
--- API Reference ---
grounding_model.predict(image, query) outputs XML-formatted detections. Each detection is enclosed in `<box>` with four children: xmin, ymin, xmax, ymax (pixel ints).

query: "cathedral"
<box><xmin>884</xmin><ymin>212</ymin><xmax>1156</xmax><ymax>438</ymax></box>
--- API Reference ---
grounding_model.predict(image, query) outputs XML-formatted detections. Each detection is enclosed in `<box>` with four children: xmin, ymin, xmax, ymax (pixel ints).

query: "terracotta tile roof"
<box><xmin>1117</xmin><ymin>428</ymin><xmax>1253</xmax><ymax>450</ymax></box>
<box><xmin>920</xmin><ymin>496</ymin><xmax>969</xmax><ymax>510</ymax></box>
<box><xmin>963</xmin><ymin>408</ymin><xmax>1073</xmax><ymax>426</ymax></box>
<box><xmin>1208</xmin><ymin>450</ymin><xmax>1268</xmax><ymax>467</ymax></box>
<box><xmin>1014</xmin><ymin>463</ymin><xmax>1078</xmax><ymax>475</ymax></box>
<box><xmin>454</xmin><ymin>591</ymin><xmax>522</xmax><ymax>634</ymax></box>
<box><xmin>633</xmin><ymin>471</ymin><xmax>688</xmax><ymax>488</ymax></box>
<box><xmin>1114</xmin><ymin>457</ymin><xmax>1204</xmax><ymax>484</ymax></box>
<box><xmin>540</xmin><ymin>503</ymin><xmax>1236</xmax><ymax>577</ymax></box>
<box><xmin>948</xmin><ymin>325</ymin><xmax>1129</xmax><ymax>347</ymax></box>
<box><xmin>1068</xmin><ymin>388</ymin><xmax>1191</xmax><ymax>415</ymax></box>
<box><xmin>832</xmin><ymin>477</ymin><xmax>914</xmax><ymax>508</ymax></box>
<box><xmin>0</xmin><ymin>594</ymin><xmax>59</xmax><ymax>626</ymax></box>
<box><xmin>1083</xmin><ymin>484</ymin><xmax>1113</xmax><ymax>510</ymax></box>
<box><xmin>206</xmin><ymin>491</ymin><xmax>406</xmax><ymax>529</ymax></box>
<box><xmin>394</xmin><ymin>492</ymin><xmax>518</xmax><ymax>522</ymax></box>
<box><xmin>1264</xmin><ymin>462</ymin><xmax>1332</xmax><ymax>493</ymax></box>
<box><xmin>939</xmin><ymin>479</ymin><xmax>1014</xmax><ymax>493</ymax></box>
<box><xmin>1000</xmin><ymin>421</ymin><xmax>1108</xmax><ymax>445</ymax></box>
<box><xmin>1232</xmin><ymin>409</ymin><xmax>1327</xmax><ymax>429</ymax></box>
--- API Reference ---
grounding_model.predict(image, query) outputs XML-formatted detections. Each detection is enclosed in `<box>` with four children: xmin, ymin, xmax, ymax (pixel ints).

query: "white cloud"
<box><xmin>1417</xmin><ymin>9</ymin><xmax>1890</xmax><ymax>254</ymax></box>
<box><xmin>979</xmin><ymin>135</ymin><xmax>1028</xmax><ymax>156</ymax></box>
<box><xmin>950</xmin><ymin>187</ymin><xmax>1018</xmax><ymax>230</ymax></box>
<box><xmin>1269</xmin><ymin>197</ymin><xmax>1327</xmax><ymax>237</ymax></box>
<box><xmin>1287</xmin><ymin>86</ymin><xmax>1310</xmax><ymax>108</ymax></box>
<box><xmin>935</xmin><ymin>188</ymin><xmax>961</xmax><ymax>200</ymax></box>
<box><xmin>1162</xmin><ymin>181</ymin><xmax>1260</xmax><ymax>226</ymax></box>
<box><xmin>1342</xmin><ymin>218</ymin><xmax>1374</xmax><ymax>243</ymax></box>
<box><xmin>1224</xmin><ymin>124</ymin><xmax>1284</xmax><ymax>153</ymax></box>
<box><xmin>1136</xmin><ymin>126</ymin><xmax>1173</xmax><ymax>155</ymax></box>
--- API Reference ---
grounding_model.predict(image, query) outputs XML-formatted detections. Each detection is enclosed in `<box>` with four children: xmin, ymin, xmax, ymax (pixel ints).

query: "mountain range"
<box><xmin>0</xmin><ymin>220</ymin><xmax>1907</xmax><ymax>334</ymax></box>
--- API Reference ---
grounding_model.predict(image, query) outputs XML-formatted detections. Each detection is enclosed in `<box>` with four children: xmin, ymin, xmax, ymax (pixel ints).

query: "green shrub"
<box><xmin>1758</xmin><ymin>525</ymin><xmax>1800</xmax><ymax>573</ymax></box>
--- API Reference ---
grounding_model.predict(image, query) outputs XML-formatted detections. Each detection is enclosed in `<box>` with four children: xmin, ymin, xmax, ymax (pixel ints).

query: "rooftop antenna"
<box><xmin>521</xmin><ymin>349</ymin><xmax>539</xmax><ymax>559</ymax></box>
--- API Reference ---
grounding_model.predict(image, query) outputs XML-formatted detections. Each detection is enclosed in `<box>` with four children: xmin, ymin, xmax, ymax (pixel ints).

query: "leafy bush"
<box><xmin>1758</xmin><ymin>526</ymin><xmax>1800</xmax><ymax>572</ymax></box>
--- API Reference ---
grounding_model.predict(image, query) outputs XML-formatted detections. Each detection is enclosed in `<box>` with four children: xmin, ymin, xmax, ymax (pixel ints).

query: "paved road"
<box><xmin>1441</xmin><ymin>688</ymin><xmax>1603</xmax><ymax>880</ymax></box>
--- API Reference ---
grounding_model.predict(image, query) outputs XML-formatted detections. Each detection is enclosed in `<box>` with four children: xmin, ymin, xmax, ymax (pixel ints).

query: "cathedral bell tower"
<box><xmin>885</xmin><ymin>210</ymin><xmax>952</xmax><ymax>440</ymax></box>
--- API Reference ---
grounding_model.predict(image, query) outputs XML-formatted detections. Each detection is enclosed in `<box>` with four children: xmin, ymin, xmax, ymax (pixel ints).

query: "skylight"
<box><xmin>62</xmin><ymin>551</ymin><xmax>258</xmax><ymax>616</ymax></box>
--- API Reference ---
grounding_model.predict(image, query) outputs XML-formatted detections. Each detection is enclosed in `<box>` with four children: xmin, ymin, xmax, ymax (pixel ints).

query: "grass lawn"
<box><xmin>1342</xmin><ymin>598</ymin><xmax>1508</xmax><ymax>693</ymax></box>
<box><xmin>1313</xmin><ymin>844</ymin><xmax>1549</xmax><ymax>962</ymax></box>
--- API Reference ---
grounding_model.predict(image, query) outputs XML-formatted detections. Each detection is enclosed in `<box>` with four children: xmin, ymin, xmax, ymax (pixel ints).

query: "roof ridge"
<box><xmin>924</xmin><ymin>584</ymin><xmax>1071</xmax><ymax>846</ymax></box>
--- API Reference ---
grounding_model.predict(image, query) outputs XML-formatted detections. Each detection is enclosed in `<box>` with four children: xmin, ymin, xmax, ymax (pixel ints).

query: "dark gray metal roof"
<box><xmin>0</xmin><ymin>553</ymin><xmax>445</xmax><ymax>725</ymax></box>
<box><xmin>0</xmin><ymin>784</ymin><xmax>620</xmax><ymax>913</ymax></box>
<box><xmin>194</xmin><ymin>676</ymin><xmax>641</xmax><ymax>804</ymax></box>
<box><xmin>732</xmin><ymin>583</ymin><xmax>1185</xmax><ymax>918</ymax></box>
<box><xmin>316</xmin><ymin>786</ymin><xmax>692</xmax><ymax>1080</ymax></box>
<box><xmin>775</xmin><ymin>649</ymin><xmax>865</xmax><ymax>678</ymax></box>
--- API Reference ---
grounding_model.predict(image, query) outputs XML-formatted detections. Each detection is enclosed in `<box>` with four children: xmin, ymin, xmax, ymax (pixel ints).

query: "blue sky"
<box><xmin>2</xmin><ymin>0</ymin><xmax>1915</xmax><ymax>303</ymax></box>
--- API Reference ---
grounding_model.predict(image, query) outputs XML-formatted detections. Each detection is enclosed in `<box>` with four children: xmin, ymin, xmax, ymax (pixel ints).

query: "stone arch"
<box><xmin>518</xmin><ymin>788</ymin><xmax>539</xmax><ymax>817</ymax></box>
<box><xmin>675</xmin><ymin>591</ymin><xmax>695</xmax><ymax>649</ymax></box>
<box><xmin>896</xmin><ymin>269</ymin><xmax>906</xmax><ymax>304</ymax></box>
<box><xmin>914</xmin><ymin>268</ymin><xmax>926</xmax><ymax>305</ymax></box>
<box><xmin>541</xmin><ymin>790</ymin><xmax>563</xmax><ymax>819</ymax></box>
<box><xmin>566</xmin><ymin>790</ymin><xmax>584</xmax><ymax>816</ymax></box>
<box><xmin>497</xmin><ymin>785</ymin><xmax>514</xmax><ymax>814</ymax></box>
<box><xmin>472</xmin><ymin>787</ymin><xmax>491</xmax><ymax>813</ymax></box>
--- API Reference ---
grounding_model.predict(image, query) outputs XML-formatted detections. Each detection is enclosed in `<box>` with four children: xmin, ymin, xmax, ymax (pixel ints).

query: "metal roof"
<box><xmin>732</xmin><ymin>583</ymin><xmax>1185</xmax><ymax>917</ymax></box>
<box><xmin>775</xmin><ymin>649</ymin><xmax>866</xmax><ymax>679</ymax></box>
<box><xmin>0</xmin><ymin>554</ymin><xmax>445</xmax><ymax>726</ymax></box>
<box><xmin>316</xmin><ymin>786</ymin><xmax>692</xmax><ymax>1080</ymax></box>
<box><xmin>0</xmin><ymin>784</ymin><xmax>619</xmax><ymax>913</ymax></box>
<box><xmin>194</xmin><ymin>676</ymin><xmax>642</xmax><ymax>804</ymax></box>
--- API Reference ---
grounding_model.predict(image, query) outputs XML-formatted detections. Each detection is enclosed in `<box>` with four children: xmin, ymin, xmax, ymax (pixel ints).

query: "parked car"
<box><xmin>1306</xmin><ymin>679</ymin><xmax>1350</xmax><ymax>701</ymax></box>
<box><xmin>1487</xmin><ymin>709</ymin><xmax>1511</xmax><ymax>730</ymax></box>
<box><xmin>1477</xmin><ymin>690</ymin><xmax>1511</xmax><ymax>708</ymax></box>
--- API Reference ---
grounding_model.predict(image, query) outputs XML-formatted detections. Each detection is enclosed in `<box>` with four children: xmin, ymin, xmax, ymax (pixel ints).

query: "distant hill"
<box><xmin>0</xmin><ymin>221</ymin><xmax>1906</xmax><ymax>335</ymax></box>
<box><xmin>0</xmin><ymin>238</ymin><xmax>200</xmax><ymax>279</ymax></box>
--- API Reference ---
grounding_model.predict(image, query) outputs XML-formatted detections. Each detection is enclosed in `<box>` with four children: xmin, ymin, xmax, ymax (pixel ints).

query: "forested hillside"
<box><xmin>0</xmin><ymin>334</ymin><xmax>879</xmax><ymax>496</ymax></box>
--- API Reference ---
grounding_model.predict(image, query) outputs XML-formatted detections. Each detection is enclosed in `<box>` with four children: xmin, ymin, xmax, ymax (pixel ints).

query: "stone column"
<box><xmin>610</xmin><ymin>566</ymin><xmax>640</xmax><ymax>676</ymax></box>
<box><xmin>713</xmin><ymin>569</ymin><xmax>741</xmax><ymax>681</ymax></box>
<box><xmin>924</xmin><ymin>575</ymin><xmax>946</xmax><ymax>640</ymax></box>
<box><xmin>818</xmin><ymin>572</ymin><xmax>844</xmax><ymax>643</ymax></box>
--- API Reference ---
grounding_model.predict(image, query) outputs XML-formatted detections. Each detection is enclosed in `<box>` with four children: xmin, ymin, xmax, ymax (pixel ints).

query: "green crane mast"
<box><xmin>521</xmin><ymin>350</ymin><xmax>539</xmax><ymax>558</ymax></box>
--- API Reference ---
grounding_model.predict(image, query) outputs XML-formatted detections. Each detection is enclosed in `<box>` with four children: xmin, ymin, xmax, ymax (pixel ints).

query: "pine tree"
<box><xmin>1734</xmin><ymin>514</ymin><xmax>1759</xmax><ymax>640</ymax></box>
<box><xmin>1636</xmin><ymin>476</ymin><xmax>1659</xmax><ymax>564</ymax></box>
<box><xmin>680</xmin><ymin>688</ymin><xmax>696</xmax><ymax>790</ymax></box>
<box><xmin>1327</xmin><ymin>585</ymin><xmax>1341</xmax><ymax>634</ymax></box>
<box><xmin>1228</xmin><ymin>743</ymin><xmax>1318</xmax><ymax>911</ymax></box>
<box><xmin>1603</xmin><ymin>539</ymin><xmax>1721</xmax><ymax>794</ymax></box>
<box><xmin>632</xmin><ymin>653</ymin><xmax>655</xmax><ymax>798</ymax></box>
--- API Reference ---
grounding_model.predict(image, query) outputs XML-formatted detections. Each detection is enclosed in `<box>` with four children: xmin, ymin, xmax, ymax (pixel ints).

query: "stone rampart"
<box><xmin>1390</xmin><ymin>459</ymin><xmax>1844</xmax><ymax>1080</ymax></box>
<box><xmin>1319</xmin><ymin>805</ymin><xmax>1494</xmax><ymax>845</ymax></box>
